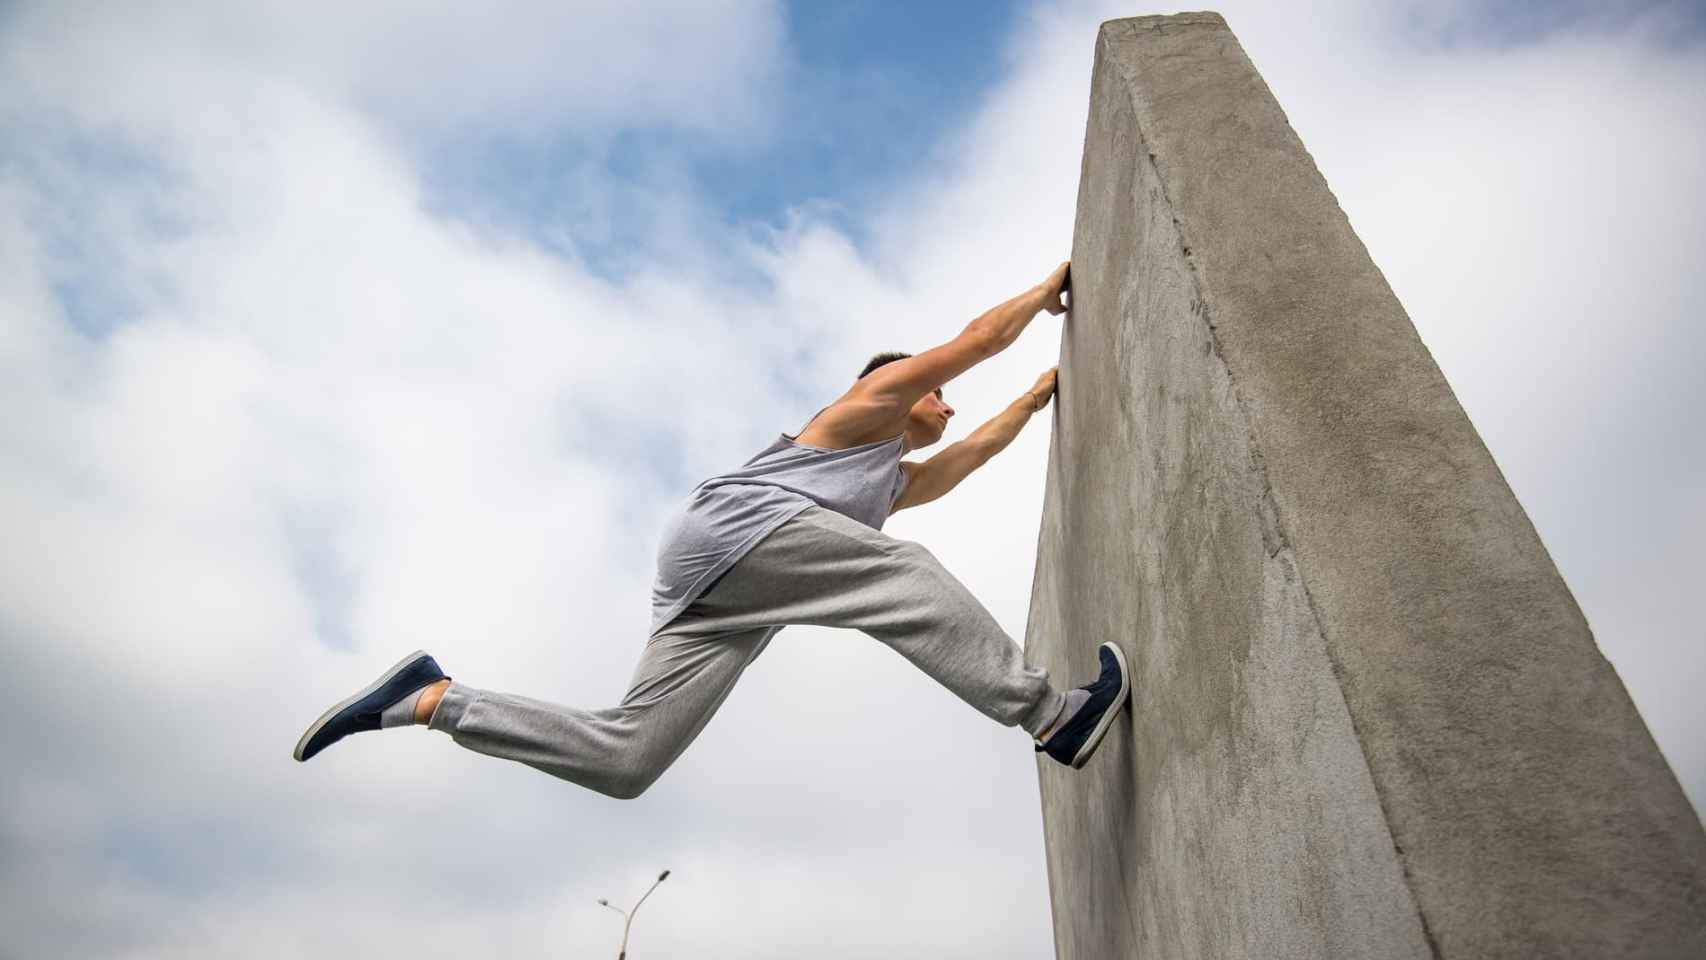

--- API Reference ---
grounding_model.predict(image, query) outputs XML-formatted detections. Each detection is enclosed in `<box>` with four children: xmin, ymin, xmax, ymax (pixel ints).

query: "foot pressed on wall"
<box><xmin>1035</xmin><ymin>643</ymin><xmax>1129</xmax><ymax>770</ymax></box>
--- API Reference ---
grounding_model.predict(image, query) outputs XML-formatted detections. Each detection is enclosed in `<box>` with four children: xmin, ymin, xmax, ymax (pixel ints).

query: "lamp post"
<box><xmin>597</xmin><ymin>869</ymin><xmax>671</xmax><ymax>959</ymax></box>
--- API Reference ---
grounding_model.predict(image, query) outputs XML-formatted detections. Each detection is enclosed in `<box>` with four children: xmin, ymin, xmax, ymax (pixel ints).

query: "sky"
<box><xmin>1</xmin><ymin>1</ymin><xmax>1702</xmax><ymax>956</ymax></box>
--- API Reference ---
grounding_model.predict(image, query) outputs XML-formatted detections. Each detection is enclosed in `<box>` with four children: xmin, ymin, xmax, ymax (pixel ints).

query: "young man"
<box><xmin>295</xmin><ymin>260</ymin><xmax>1131</xmax><ymax>796</ymax></box>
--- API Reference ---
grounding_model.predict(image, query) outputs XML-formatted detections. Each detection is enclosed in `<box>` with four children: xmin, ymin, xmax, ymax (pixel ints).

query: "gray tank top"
<box><xmin>649</xmin><ymin>409</ymin><xmax>910</xmax><ymax>634</ymax></box>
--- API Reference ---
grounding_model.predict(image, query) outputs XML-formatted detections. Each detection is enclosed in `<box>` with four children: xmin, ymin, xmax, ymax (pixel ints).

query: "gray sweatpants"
<box><xmin>427</xmin><ymin>503</ymin><xmax>1067</xmax><ymax>799</ymax></box>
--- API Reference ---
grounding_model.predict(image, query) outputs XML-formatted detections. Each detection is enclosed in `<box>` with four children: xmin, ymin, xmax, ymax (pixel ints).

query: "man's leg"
<box><xmin>420</xmin><ymin>502</ymin><xmax>1074</xmax><ymax>794</ymax></box>
<box><xmin>684</xmin><ymin>504</ymin><xmax>1071</xmax><ymax>739</ymax></box>
<box><xmin>426</xmin><ymin>621</ymin><xmax>779</xmax><ymax>799</ymax></box>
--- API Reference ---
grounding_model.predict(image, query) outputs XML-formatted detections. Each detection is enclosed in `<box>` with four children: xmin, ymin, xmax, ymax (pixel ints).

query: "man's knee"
<box><xmin>602</xmin><ymin>755</ymin><xmax>670</xmax><ymax>800</ymax></box>
<box><xmin>603</xmin><ymin>770</ymin><xmax>658</xmax><ymax>800</ymax></box>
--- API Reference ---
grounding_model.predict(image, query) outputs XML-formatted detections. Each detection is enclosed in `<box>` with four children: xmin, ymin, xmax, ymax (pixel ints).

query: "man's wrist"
<box><xmin>1025</xmin><ymin>283</ymin><xmax>1050</xmax><ymax>313</ymax></box>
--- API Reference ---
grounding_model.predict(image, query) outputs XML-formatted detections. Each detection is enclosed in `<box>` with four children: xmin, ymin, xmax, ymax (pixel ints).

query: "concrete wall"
<box><xmin>1028</xmin><ymin>13</ymin><xmax>1706</xmax><ymax>959</ymax></box>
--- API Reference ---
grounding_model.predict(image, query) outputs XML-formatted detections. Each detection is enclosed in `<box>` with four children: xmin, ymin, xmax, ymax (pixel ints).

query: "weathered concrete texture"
<box><xmin>1029</xmin><ymin>12</ymin><xmax>1706</xmax><ymax>959</ymax></box>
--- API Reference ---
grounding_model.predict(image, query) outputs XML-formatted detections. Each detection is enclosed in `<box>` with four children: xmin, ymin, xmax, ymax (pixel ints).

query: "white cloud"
<box><xmin>0</xmin><ymin>0</ymin><xmax>1701</xmax><ymax>956</ymax></box>
<box><xmin>0</xmin><ymin>0</ymin><xmax>786</xmax><ymax>143</ymax></box>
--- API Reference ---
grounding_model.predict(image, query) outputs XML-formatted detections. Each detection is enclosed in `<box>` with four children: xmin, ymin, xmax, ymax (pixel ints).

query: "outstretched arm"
<box><xmin>893</xmin><ymin>367</ymin><xmax>1058</xmax><ymax>511</ymax></box>
<box><xmin>817</xmin><ymin>263</ymin><xmax>1071</xmax><ymax>442</ymax></box>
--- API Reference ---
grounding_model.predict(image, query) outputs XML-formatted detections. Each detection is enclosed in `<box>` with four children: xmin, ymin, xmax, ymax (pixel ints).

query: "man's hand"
<box><xmin>1039</xmin><ymin>261</ymin><xmax>1070</xmax><ymax>316</ymax></box>
<box><xmin>1027</xmin><ymin>365</ymin><xmax>1059</xmax><ymax>411</ymax></box>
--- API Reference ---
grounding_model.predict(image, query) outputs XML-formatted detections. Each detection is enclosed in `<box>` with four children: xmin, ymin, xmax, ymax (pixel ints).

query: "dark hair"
<box><xmin>859</xmin><ymin>351</ymin><xmax>943</xmax><ymax>400</ymax></box>
<box><xmin>860</xmin><ymin>351</ymin><xmax>912</xmax><ymax>380</ymax></box>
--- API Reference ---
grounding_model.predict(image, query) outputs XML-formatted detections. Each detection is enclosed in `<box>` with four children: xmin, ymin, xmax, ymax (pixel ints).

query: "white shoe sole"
<box><xmin>1071</xmin><ymin>642</ymin><xmax>1130</xmax><ymax>769</ymax></box>
<box><xmin>293</xmin><ymin>649</ymin><xmax>430</xmax><ymax>761</ymax></box>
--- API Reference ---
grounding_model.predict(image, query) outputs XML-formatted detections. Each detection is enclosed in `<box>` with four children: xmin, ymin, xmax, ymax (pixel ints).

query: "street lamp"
<box><xmin>597</xmin><ymin>870</ymin><xmax>671</xmax><ymax>959</ymax></box>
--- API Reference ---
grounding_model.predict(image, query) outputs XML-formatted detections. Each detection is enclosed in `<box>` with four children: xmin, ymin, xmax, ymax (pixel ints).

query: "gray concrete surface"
<box><xmin>1028</xmin><ymin>12</ymin><xmax>1706</xmax><ymax>959</ymax></box>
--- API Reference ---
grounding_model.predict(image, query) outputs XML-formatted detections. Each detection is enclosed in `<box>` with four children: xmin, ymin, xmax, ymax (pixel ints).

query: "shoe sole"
<box><xmin>293</xmin><ymin>649</ymin><xmax>430</xmax><ymax>762</ymax></box>
<box><xmin>1071</xmin><ymin>642</ymin><xmax>1130</xmax><ymax>769</ymax></box>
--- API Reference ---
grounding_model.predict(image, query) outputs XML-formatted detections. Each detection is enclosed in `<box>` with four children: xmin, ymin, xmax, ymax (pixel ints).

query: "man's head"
<box><xmin>860</xmin><ymin>351</ymin><xmax>955</xmax><ymax>449</ymax></box>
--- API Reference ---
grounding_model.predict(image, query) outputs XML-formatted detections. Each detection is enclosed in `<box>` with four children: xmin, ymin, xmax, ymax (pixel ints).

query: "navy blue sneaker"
<box><xmin>293</xmin><ymin>650</ymin><xmax>448</xmax><ymax>762</ymax></box>
<box><xmin>1036</xmin><ymin>643</ymin><xmax>1130</xmax><ymax>769</ymax></box>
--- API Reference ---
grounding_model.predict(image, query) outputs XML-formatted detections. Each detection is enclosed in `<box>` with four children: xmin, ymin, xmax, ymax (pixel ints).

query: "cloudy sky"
<box><xmin>2</xmin><ymin>1</ymin><xmax>1701</xmax><ymax>956</ymax></box>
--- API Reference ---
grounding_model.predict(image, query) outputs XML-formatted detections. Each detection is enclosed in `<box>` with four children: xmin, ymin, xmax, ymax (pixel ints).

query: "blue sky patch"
<box><xmin>415</xmin><ymin>0</ymin><xmax>1023</xmax><ymax>281</ymax></box>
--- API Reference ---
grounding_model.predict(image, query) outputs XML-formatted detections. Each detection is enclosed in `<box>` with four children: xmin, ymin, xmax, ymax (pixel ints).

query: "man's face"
<box><xmin>908</xmin><ymin>389</ymin><xmax>954</xmax><ymax>446</ymax></box>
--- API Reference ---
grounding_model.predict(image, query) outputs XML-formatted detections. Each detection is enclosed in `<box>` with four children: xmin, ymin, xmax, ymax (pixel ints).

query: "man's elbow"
<box><xmin>954</xmin><ymin>436</ymin><xmax>1000</xmax><ymax>469</ymax></box>
<box><xmin>927</xmin><ymin>444</ymin><xmax>991</xmax><ymax>493</ymax></box>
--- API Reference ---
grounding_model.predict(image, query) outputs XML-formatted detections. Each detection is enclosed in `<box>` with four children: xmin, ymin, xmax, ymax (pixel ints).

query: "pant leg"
<box><xmin>428</xmin><ymin>621</ymin><xmax>779</xmax><ymax>800</ymax></box>
<box><xmin>684</xmin><ymin>504</ymin><xmax>1068</xmax><ymax>738</ymax></box>
<box><xmin>427</xmin><ymin>502</ymin><xmax>1066</xmax><ymax>798</ymax></box>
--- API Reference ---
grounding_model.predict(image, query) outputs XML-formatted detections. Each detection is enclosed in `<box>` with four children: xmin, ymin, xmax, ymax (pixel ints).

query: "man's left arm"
<box><xmin>893</xmin><ymin>368</ymin><xmax>1057</xmax><ymax>511</ymax></box>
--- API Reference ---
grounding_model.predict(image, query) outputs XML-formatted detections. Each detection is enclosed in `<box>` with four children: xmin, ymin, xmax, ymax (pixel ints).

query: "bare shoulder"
<box><xmin>792</xmin><ymin>397</ymin><xmax>908</xmax><ymax>449</ymax></box>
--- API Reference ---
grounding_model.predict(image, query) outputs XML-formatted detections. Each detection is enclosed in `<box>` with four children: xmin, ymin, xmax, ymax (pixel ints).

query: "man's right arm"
<box><xmin>966</xmin><ymin>261</ymin><xmax>1070</xmax><ymax>353</ymax></box>
<box><xmin>844</xmin><ymin>262</ymin><xmax>1071</xmax><ymax>426</ymax></box>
